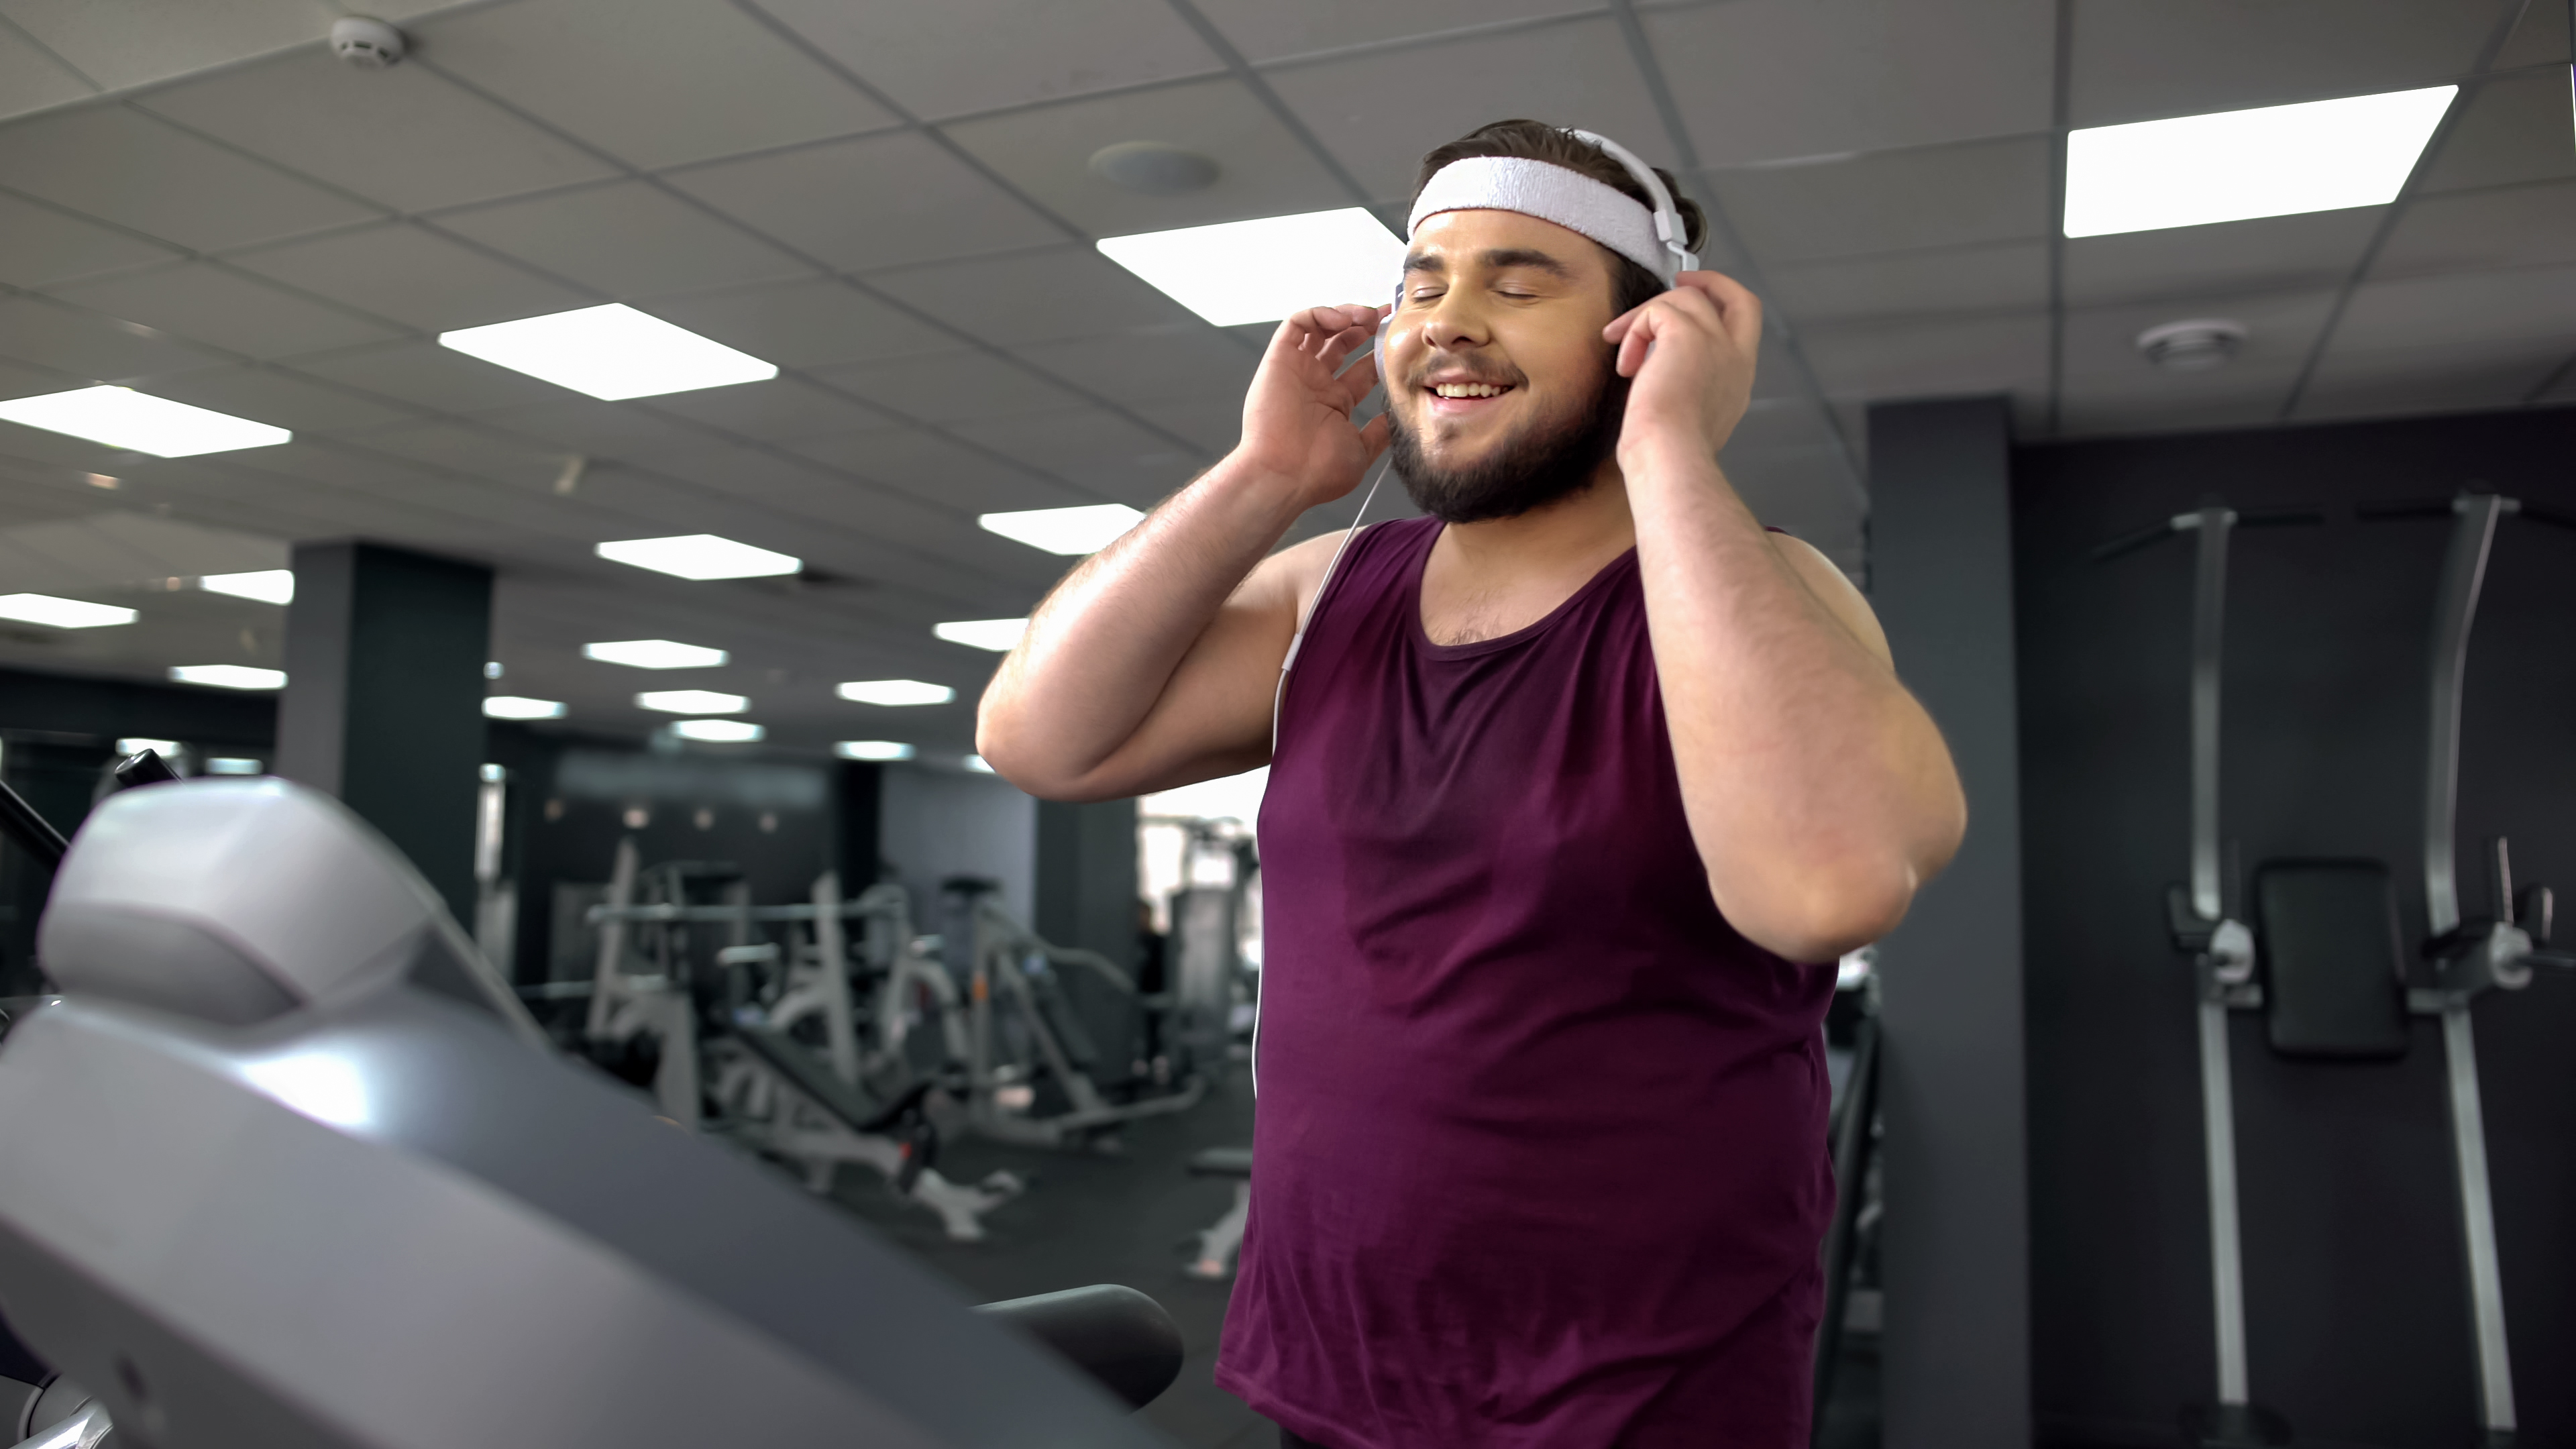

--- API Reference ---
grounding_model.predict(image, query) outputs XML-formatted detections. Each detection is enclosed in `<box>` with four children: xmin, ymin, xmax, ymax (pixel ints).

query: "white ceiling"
<box><xmin>0</xmin><ymin>0</ymin><xmax>2568</xmax><ymax>759</ymax></box>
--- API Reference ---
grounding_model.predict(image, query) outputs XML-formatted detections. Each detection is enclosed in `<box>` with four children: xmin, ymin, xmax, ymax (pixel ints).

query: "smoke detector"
<box><xmin>1089</xmin><ymin>142</ymin><xmax>1220</xmax><ymax>196</ymax></box>
<box><xmin>330</xmin><ymin>16</ymin><xmax>405</xmax><ymax>69</ymax></box>
<box><xmin>2136</xmin><ymin>319</ymin><xmax>2247</xmax><ymax>372</ymax></box>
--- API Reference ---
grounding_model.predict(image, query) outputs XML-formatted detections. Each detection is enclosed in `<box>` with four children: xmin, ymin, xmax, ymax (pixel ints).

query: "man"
<box><xmin>979</xmin><ymin>121</ymin><xmax>1966</xmax><ymax>1447</ymax></box>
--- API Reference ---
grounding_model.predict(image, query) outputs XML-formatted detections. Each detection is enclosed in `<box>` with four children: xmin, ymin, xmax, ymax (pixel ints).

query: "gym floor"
<box><xmin>824</xmin><ymin>1065</ymin><xmax>1886</xmax><ymax>1448</ymax></box>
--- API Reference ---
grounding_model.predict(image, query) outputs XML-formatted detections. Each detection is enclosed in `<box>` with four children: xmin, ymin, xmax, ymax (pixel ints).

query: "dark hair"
<box><xmin>1413</xmin><ymin>119</ymin><xmax>1707</xmax><ymax>316</ymax></box>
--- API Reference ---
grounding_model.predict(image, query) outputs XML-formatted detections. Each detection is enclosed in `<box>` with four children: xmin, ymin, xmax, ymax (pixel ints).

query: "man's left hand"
<box><xmin>1603</xmin><ymin>270</ymin><xmax>1763</xmax><ymax>464</ymax></box>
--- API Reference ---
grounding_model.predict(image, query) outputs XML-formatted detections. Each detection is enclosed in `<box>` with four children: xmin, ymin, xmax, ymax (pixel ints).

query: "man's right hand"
<box><xmin>1235</xmin><ymin>303</ymin><xmax>1393</xmax><ymax>510</ymax></box>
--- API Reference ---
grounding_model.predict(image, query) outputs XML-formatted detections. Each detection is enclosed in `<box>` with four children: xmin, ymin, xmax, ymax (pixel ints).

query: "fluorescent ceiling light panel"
<box><xmin>837</xmin><ymin>740</ymin><xmax>916</xmax><ymax>761</ymax></box>
<box><xmin>171</xmin><ymin>665</ymin><xmax>285</xmax><ymax>690</ymax></box>
<box><xmin>934</xmin><ymin>618</ymin><xmax>1028</xmax><ymax>652</ymax></box>
<box><xmin>584</xmin><ymin>639</ymin><xmax>729</xmax><ymax>669</ymax></box>
<box><xmin>205</xmin><ymin>758</ymin><xmax>262</xmax><ymax>775</ymax></box>
<box><xmin>980</xmin><ymin>504</ymin><xmax>1146</xmax><ymax>556</ymax></box>
<box><xmin>674</xmin><ymin>718</ymin><xmax>763</xmax><ymax>742</ymax></box>
<box><xmin>484</xmin><ymin>696</ymin><xmax>568</xmax><ymax>720</ymax></box>
<box><xmin>117</xmin><ymin>737</ymin><xmax>182</xmax><ymax>758</ymax></box>
<box><xmin>637</xmin><ymin>689</ymin><xmax>747</xmax><ymax>714</ymax></box>
<box><xmin>963</xmin><ymin>754</ymin><xmax>995</xmax><ymax>773</ymax></box>
<box><xmin>596</xmin><ymin>535</ymin><xmax>800</xmax><ymax>581</ymax></box>
<box><xmin>2064</xmin><ymin>86</ymin><xmax>2457</xmax><ymax>237</ymax></box>
<box><xmin>0</xmin><ymin>593</ymin><xmax>137</xmax><ymax>629</ymax></box>
<box><xmin>1097</xmin><ymin>208</ymin><xmax>1405</xmax><ymax>327</ymax></box>
<box><xmin>0</xmin><ymin>386</ymin><xmax>290</xmax><ymax>457</ymax></box>
<box><xmin>837</xmin><ymin>679</ymin><xmax>955</xmax><ymax>707</ymax></box>
<box><xmin>438</xmin><ymin>304</ymin><xmax>777</xmax><ymax>400</ymax></box>
<box><xmin>201</xmin><ymin>570</ymin><xmax>294</xmax><ymax>605</ymax></box>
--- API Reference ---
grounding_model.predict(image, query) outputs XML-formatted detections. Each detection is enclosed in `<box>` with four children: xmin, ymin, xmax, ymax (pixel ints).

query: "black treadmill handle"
<box><xmin>0</xmin><ymin>778</ymin><xmax>69</xmax><ymax>872</ymax></box>
<box><xmin>111</xmin><ymin>749</ymin><xmax>182</xmax><ymax>791</ymax></box>
<box><xmin>974</xmin><ymin>1284</ymin><xmax>1184</xmax><ymax>1412</ymax></box>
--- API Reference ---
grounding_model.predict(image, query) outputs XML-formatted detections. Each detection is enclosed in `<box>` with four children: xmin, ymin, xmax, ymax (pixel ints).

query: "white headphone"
<box><xmin>1275</xmin><ymin>128</ymin><xmax>1697</xmax><ymax>755</ymax></box>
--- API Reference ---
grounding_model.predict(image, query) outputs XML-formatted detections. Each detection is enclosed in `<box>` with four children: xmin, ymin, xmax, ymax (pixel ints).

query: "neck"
<box><xmin>1436</xmin><ymin>455</ymin><xmax>1634</xmax><ymax>574</ymax></box>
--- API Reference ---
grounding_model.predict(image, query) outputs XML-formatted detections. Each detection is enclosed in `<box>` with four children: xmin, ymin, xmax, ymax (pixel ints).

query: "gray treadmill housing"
<box><xmin>0</xmin><ymin>779</ymin><xmax>1168</xmax><ymax>1449</ymax></box>
<box><xmin>38</xmin><ymin>781</ymin><xmax>541</xmax><ymax>1043</ymax></box>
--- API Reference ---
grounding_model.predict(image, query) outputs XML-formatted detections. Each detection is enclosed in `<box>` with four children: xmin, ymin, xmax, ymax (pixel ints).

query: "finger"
<box><xmin>1614</xmin><ymin>304</ymin><xmax>1660</xmax><ymax>378</ymax></box>
<box><xmin>1603</xmin><ymin>300</ymin><xmax>1649</xmax><ymax>346</ymax></box>
<box><xmin>1311</xmin><ymin>316</ymin><xmax>1380</xmax><ymax>372</ymax></box>
<box><xmin>1357</xmin><ymin>410</ymin><xmax>1392</xmax><ymax>463</ymax></box>
<box><xmin>1678</xmin><ymin>271</ymin><xmax>1763</xmax><ymax>355</ymax></box>
<box><xmin>1334</xmin><ymin>339</ymin><xmax>1381</xmax><ymax>405</ymax></box>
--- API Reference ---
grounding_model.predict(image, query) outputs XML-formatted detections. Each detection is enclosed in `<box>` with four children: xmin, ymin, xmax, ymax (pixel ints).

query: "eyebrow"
<box><xmin>1401</xmin><ymin>247</ymin><xmax>1577</xmax><ymax>278</ymax></box>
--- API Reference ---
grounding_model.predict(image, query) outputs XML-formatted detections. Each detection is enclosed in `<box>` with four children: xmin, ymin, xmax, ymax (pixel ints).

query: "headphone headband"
<box><xmin>1565</xmin><ymin>128</ymin><xmax>1699</xmax><ymax>283</ymax></box>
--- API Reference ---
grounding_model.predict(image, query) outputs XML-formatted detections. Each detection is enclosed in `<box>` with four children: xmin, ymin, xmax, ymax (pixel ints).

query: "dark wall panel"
<box><xmin>2015</xmin><ymin>405</ymin><xmax>2576</xmax><ymax>1448</ymax></box>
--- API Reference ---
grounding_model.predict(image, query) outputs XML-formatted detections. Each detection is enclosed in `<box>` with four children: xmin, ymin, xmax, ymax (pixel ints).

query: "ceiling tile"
<box><xmin>664</xmin><ymin>130</ymin><xmax>1063</xmax><ymax>272</ymax></box>
<box><xmin>338</xmin><ymin>418</ymin><xmax>573</xmax><ymax>490</ymax></box>
<box><xmin>199</xmin><ymin>436</ymin><xmax>450</xmax><ymax>493</ymax></box>
<box><xmin>944</xmin><ymin>76</ymin><xmax>1352</xmax><ymax>235</ymax></box>
<box><xmin>2490</xmin><ymin>0</ymin><xmax>2567</xmax><ymax>69</ymax></box>
<box><xmin>1136</xmin><ymin>396</ymin><xmax>1241</xmax><ymax>455</ymax></box>
<box><xmin>639</xmin><ymin>279</ymin><xmax>962</xmax><ymax>370</ymax></box>
<box><xmin>1711</xmin><ymin>138</ymin><xmax>2049</xmax><ymax>264</ymax></box>
<box><xmin>0</xmin><ymin>356</ymin><xmax>80</xmax><ymax>401</ymax></box>
<box><xmin>1760</xmin><ymin>241</ymin><xmax>2048</xmax><ymax>324</ymax></box>
<box><xmin>1799</xmin><ymin>309</ymin><xmax>2049</xmax><ymax>405</ymax></box>
<box><xmin>0</xmin><ymin>418</ymin><xmax>125</xmax><ymax>470</ymax></box>
<box><xmin>51</xmin><ymin>261</ymin><xmax>402</xmax><ymax>358</ymax></box>
<box><xmin>0</xmin><ymin>104</ymin><xmax>380</xmax><ymax>251</ymax></box>
<box><xmin>1195</xmin><ymin>0</ymin><xmax>1599</xmax><ymax>64</ymax></box>
<box><xmin>2373</xmin><ymin>180</ymin><xmax>2576</xmax><ymax>278</ymax></box>
<box><xmin>228</xmin><ymin>221</ymin><xmax>592</xmax><ymax>331</ymax></box>
<box><xmin>478</xmin><ymin>399</ymin><xmax>721</xmax><ymax>460</ymax></box>
<box><xmin>2061</xmin><ymin>209</ymin><xmax>2379</xmax><ymax>308</ymax></box>
<box><xmin>1723</xmin><ymin>397</ymin><xmax>1846</xmax><ymax>456</ymax></box>
<box><xmin>789</xmin><ymin>425</ymin><xmax>1091</xmax><ymax>515</ymax></box>
<box><xmin>1014</xmin><ymin>325</ymin><xmax>1260</xmax><ymax>407</ymax></box>
<box><xmin>2063</xmin><ymin>287</ymin><xmax>2336</xmax><ymax>371</ymax></box>
<box><xmin>0</xmin><ymin>191</ymin><xmax>182</xmax><ymax>288</ymax></box>
<box><xmin>0</xmin><ymin>293</ymin><xmax>226</xmax><ymax>382</ymax></box>
<box><xmin>0</xmin><ymin>0</ymin><xmax>331</xmax><ymax>91</ymax></box>
<box><xmin>963</xmin><ymin>405</ymin><xmax>1205</xmax><ymax>500</ymax></box>
<box><xmin>1645</xmin><ymin>0</ymin><xmax>2053</xmax><ymax>166</ymax></box>
<box><xmin>2052</xmin><ymin>369</ymin><xmax>2301</xmax><ymax>438</ymax></box>
<box><xmin>755</xmin><ymin>0</ymin><xmax>1220</xmax><ymax>120</ymax></box>
<box><xmin>2330</xmin><ymin>264</ymin><xmax>2576</xmax><ymax>353</ymax></box>
<box><xmin>865</xmin><ymin>246</ymin><xmax>1200</xmax><ymax>346</ymax></box>
<box><xmin>1265</xmin><ymin>17</ymin><xmax>1668</xmax><ymax>199</ymax></box>
<box><xmin>284</xmin><ymin>338</ymin><xmax>569</xmax><ymax>415</ymax></box>
<box><xmin>2066</xmin><ymin>0</ymin><xmax>2500</xmax><ymax>129</ymax></box>
<box><xmin>813</xmin><ymin>350</ymin><xmax>1087</xmax><ymax>424</ymax></box>
<box><xmin>415</xmin><ymin>0</ymin><xmax>894</xmax><ymax>169</ymax></box>
<box><xmin>640</xmin><ymin>376</ymin><xmax>892</xmax><ymax>441</ymax></box>
<box><xmin>136</xmin><ymin>48</ymin><xmax>620</xmax><ymax>214</ymax></box>
<box><xmin>0</xmin><ymin>23</ymin><xmax>92</xmax><ymax>122</ymax></box>
<box><xmin>135</xmin><ymin>365</ymin><xmax>421</xmax><ymax>434</ymax></box>
<box><xmin>1721</xmin><ymin>445</ymin><xmax>1864</xmax><ymax>560</ymax></box>
<box><xmin>2294</xmin><ymin>339</ymin><xmax>2568</xmax><ymax>421</ymax></box>
<box><xmin>435</xmin><ymin>180</ymin><xmax>812</xmax><ymax>298</ymax></box>
<box><xmin>2416</xmin><ymin>70</ymin><xmax>2576</xmax><ymax>195</ymax></box>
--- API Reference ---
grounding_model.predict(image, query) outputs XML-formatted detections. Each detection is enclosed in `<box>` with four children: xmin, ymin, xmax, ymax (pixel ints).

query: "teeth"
<box><xmin>1432</xmin><ymin>382</ymin><xmax>1507</xmax><ymax>398</ymax></box>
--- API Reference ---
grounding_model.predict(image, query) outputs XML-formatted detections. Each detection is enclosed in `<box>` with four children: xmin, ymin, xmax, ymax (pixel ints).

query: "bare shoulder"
<box><xmin>1768</xmin><ymin>533</ymin><xmax>1892</xmax><ymax>667</ymax></box>
<box><xmin>1239</xmin><ymin>528</ymin><xmax>1351</xmax><ymax>619</ymax></box>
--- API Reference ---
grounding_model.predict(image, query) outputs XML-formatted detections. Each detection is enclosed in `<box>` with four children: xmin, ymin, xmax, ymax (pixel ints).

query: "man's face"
<box><xmin>1381</xmin><ymin>209</ymin><xmax>1628</xmax><ymax>523</ymax></box>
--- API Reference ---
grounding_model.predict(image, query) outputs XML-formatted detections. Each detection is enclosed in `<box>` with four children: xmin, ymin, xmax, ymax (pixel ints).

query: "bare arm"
<box><xmin>1607</xmin><ymin>273</ymin><xmax>1967</xmax><ymax>963</ymax></box>
<box><xmin>976</xmin><ymin>303</ymin><xmax>1388</xmax><ymax>801</ymax></box>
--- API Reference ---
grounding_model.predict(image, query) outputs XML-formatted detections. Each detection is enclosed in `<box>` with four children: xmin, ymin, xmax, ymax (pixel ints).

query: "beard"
<box><xmin>1386</xmin><ymin>360</ymin><xmax>1626</xmax><ymax>525</ymax></box>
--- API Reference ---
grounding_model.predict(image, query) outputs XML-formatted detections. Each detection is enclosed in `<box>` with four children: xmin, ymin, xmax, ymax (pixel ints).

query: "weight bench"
<box><xmin>1183</xmin><ymin>1146</ymin><xmax>1253</xmax><ymax>1280</ymax></box>
<box><xmin>724</xmin><ymin>1020</ymin><xmax>1024</xmax><ymax>1242</ymax></box>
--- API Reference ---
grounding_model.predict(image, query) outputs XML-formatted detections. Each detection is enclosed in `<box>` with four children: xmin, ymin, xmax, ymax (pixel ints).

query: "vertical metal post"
<box><xmin>2182</xmin><ymin>506</ymin><xmax>2252</xmax><ymax>1407</ymax></box>
<box><xmin>2422</xmin><ymin>494</ymin><xmax>2516</xmax><ymax>1436</ymax></box>
<box><xmin>810</xmin><ymin>871</ymin><xmax>861</xmax><ymax>1085</ymax></box>
<box><xmin>586</xmin><ymin>837</ymin><xmax>639</xmax><ymax>1038</ymax></box>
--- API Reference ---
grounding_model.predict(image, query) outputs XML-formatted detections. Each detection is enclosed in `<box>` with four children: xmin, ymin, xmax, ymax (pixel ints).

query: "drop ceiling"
<box><xmin>0</xmin><ymin>0</ymin><xmax>2567</xmax><ymax>759</ymax></box>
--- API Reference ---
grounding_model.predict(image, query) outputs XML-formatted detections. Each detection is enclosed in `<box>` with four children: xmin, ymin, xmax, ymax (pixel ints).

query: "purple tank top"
<box><xmin>1216</xmin><ymin>517</ymin><xmax>1836</xmax><ymax>1448</ymax></box>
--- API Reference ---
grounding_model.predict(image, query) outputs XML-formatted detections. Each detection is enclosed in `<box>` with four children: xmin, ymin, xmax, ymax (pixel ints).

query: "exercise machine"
<box><xmin>2104</xmin><ymin>492</ymin><xmax>2573</xmax><ymax>1447</ymax></box>
<box><xmin>0</xmin><ymin>775</ymin><xmax>1183</xmax><ymax>1446</ymax></box>
<box><xmin>581</xmin><ymin>841</ymin><xmax>1022</xmax><ymax>1240</ymax></box>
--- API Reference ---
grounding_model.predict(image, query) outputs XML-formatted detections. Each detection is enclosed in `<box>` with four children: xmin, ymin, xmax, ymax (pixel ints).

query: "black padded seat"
<box><xmin>2255</xmin><ymin>860</ymin><xmax>2411</xmax><ymax>1060</ymax></box>
<box><xmin>1187</xmin><ymin>1146</ymin><xmax>1253</xmax><ymax>1178</ymax></box>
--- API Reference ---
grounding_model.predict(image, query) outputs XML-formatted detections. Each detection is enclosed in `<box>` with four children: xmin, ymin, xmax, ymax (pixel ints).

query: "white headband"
<box><xmin>1407</xmin><ymin>156</ymin><xmax>1668</xmax><ymax>278</ymax></box>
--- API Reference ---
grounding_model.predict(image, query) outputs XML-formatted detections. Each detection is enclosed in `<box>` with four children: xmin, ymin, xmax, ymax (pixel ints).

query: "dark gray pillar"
<box><xmin>276</xmin><ymin>541</ymin><xmax>493</xmax><ymax>923</ymax></box>
<box><xmin>1866</xmin><ymin>396</ymin><xmax>2031</xmax><ymax>1446</ymax></box>
<box><xmin>1034</xmin><ymin>798</ymin><xmax>1138</xmax><ymax>961</ymax></box>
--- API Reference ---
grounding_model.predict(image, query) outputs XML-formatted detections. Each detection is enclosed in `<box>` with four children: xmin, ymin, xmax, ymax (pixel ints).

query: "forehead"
<box><xmin>1406</xmin><ymin>208</ymin><xmax>1615</xmax><ymax>276</ymax></box>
